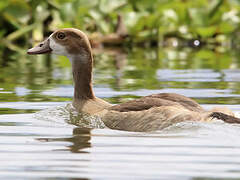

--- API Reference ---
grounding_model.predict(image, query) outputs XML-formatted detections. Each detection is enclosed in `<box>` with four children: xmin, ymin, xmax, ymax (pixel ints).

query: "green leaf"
<box><xmin>196</xmin><ymin>26</ymin><xmax>217</xmax><ymax>38</ymax></box>
<box><xmin>218</xmin><ymin>22</ymin><xmax>236</xmax><ymax>34</ymax></box>
<box><xmin>6</xmin><ymin>24</ymin><xmax>35</xmax><ymax>41</ymax></box>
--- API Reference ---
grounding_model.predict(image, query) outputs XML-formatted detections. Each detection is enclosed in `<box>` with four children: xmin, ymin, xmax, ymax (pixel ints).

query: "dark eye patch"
<box><xmin>57</xmin><ymin>32</ymin><xmax>66</xmax><ymax>39</ymax></box>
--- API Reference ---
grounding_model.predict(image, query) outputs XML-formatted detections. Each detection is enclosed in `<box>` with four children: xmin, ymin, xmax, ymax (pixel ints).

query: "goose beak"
<box><xmin>27</xmin><ymin>39</ymin><xmax>52</xmax><ymax>55</ymax></box>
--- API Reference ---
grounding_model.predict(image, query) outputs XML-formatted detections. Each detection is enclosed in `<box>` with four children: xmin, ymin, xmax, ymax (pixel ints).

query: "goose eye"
<box><xmin>57</xmin><ymin>32</ymin><xmax>65</xmax><ymax>39</ymax></box>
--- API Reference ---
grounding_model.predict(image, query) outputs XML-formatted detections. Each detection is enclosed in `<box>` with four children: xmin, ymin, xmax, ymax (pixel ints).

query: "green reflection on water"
<box><xmin>1</xmin><ymin>47</ymin><xmax>240</xmax><ymax>115</ymax></box>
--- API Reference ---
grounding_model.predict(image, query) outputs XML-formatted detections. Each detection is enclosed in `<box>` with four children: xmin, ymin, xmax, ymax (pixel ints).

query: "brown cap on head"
<box><xmin>27</xmin><ymin>39</ymin><xmax>52</xmax><ymax>55</ymax></box>
<box><xmin>50</xmin><ymin>28</ymin><xmax>92</xmax><ymax>55</ymax></box>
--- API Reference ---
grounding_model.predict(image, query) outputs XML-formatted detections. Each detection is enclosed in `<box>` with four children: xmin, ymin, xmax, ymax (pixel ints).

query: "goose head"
<box><xmin>27</xmin><ymin>28</ymin><xmax>92</xmax><ymax>61</ymax></box>
<box><xmin>28</xmin><ymin>28</ymin><xmax>95</xmax><ymax>100</ymax></box>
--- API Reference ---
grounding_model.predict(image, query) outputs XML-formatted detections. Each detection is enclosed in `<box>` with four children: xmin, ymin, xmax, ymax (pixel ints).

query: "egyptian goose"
<box><xmin>27</xmin><ymin>28</ymin><xmax>240</xmax><ymax>132</ymax></box>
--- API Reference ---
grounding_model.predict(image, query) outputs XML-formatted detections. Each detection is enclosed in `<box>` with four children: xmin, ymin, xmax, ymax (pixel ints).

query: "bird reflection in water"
<box><xmin>37</xmin><ymin>127</ymin><xmax>91</xmax><ymax>153</ymax></box>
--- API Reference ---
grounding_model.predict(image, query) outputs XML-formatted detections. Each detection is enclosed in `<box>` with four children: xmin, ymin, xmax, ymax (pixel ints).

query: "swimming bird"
<box><xmin>27</xmin><ymin>28</ymin><xmax>240</xmax><ymax>132</ymax></box>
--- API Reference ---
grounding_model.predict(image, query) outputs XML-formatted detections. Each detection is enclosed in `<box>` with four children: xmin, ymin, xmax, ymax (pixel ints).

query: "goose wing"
<box><xmin>109</xmin><ymin>93</ymin><xmax>204</xmax><ymax>113</ymax></box>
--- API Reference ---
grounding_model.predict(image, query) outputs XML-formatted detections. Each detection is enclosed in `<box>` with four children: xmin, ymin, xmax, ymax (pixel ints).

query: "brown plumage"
<box><xmin>27</xmin><ymin>28</ymin><xmax>240</xmax><ymax>132</ymax></box>
<box><xmin>110</xmin><ymin>93</ymin><xmax>204</xmax><ymax>113</ymax></box>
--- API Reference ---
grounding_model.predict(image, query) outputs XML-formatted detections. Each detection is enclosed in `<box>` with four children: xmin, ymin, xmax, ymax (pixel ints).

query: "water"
<box><xmin>1</xmin><ymin>47</ymin><xmax>240</xmax><ymax>179</ymax></box>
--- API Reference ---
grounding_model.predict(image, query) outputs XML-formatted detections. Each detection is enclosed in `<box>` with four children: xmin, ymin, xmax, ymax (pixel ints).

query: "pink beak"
<box><xmin>27</xmin><ymin>39</ymin><xmax>52</xmax><ymax>55</ymax></box>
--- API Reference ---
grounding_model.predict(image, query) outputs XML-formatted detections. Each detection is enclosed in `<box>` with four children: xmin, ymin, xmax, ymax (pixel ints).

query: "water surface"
<box><xmin>1</xmin><ymin>47</ymin><xmax>240</xmax><ymax>179</ymax></box>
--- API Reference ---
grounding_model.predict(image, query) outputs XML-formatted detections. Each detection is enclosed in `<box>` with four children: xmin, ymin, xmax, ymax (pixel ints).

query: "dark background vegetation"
<box><xmin>1</xmin><ymin>0</ymin><xmax>240</xmax><ymax>52</ymax></box>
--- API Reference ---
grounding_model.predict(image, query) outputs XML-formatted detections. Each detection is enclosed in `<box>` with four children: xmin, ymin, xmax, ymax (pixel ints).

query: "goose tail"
<box><xmin>209</xmin><ymin>112</ymin><xmax>240</xmax><ymax>124</ymax></box>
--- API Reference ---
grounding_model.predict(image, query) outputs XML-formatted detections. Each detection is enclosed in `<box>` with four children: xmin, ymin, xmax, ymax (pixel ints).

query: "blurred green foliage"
<box><xmin>1</xmin><ymin>0</ymin><xmax>240</xmax><ymax>53</ymax></box>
